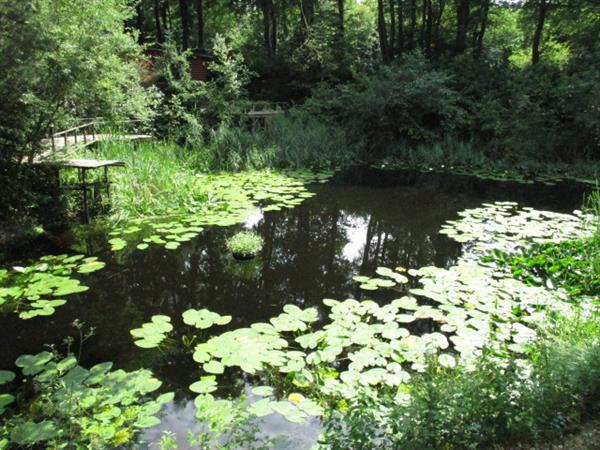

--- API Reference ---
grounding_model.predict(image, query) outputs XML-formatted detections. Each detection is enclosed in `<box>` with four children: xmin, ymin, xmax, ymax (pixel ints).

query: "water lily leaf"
<box><xmin>271</xmin><ymin>401</ymin><xmax>308</xmax><ymax>424</ymax></box>
<box><xmin>190</xmin><ymin>377</ymin><xmax>218</xmax><ymax>394</ymax></box>
<box><xmin>203</xmin><ymin>360</ymin><xmax>224</xmax><ymax>374</ymax></box>
<box><xmin>0</xmin><ymin>394</ymin><xmax>15</xmax><ymax>414</ymax></box>
<box><xmin>247</xmin><ymin>398</ymin><xmax>274</xmax><ymax>417</ymax></box>
<box><xmin>182</xmin><ymin>309</ymin><xmax>231</xmax><ymax>329</ymax></box>
<box><xmin>251</xmin><ymin>386</ymin><xmax>274</xmax><ymax>397</ymax></box>
<box><xmin>0</xmin><ymin>370</ymin><xmax>15</xmax><ymax>384</ymax></box>
<box><xmin>10</xmin><ymin>421</ymin><xmax>58</xmax><ymax>445</ymax></box>
<box><xmin>16</xmin><ymin>351</ymin><xmax>53</xmax><ymax>375</ymax></box>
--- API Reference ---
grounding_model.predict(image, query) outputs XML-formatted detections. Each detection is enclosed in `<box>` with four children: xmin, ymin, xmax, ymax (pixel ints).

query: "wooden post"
<box><xmin>80</xmin><ymin>168</ymin><xmax>89</xmax><ymax>224</ymax></box>
<box><xmin>51</xmin><ymin>124</ymin><xmax>56</xmax><ymax>157</ymax></box>
<box><xmin>104</xmin><ymin>166</ymin><xmax>110</xmax><ymax>198</ymax></box>
<box><xmin>83</xmin><ymin>125</ymin><xmax>88</xmax><ymax>145</ymax></box>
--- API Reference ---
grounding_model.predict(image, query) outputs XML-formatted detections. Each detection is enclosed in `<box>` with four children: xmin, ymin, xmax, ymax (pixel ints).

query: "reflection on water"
<box><xmin>0</xmin><ymin>168</ymin><xmax>589</xmax><ymax>448</ymax></box>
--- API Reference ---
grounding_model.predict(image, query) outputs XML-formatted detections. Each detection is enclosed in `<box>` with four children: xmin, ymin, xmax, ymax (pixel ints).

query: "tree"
<box><xmin>455</xmin><ymin>0</ymin><xmax>470</xmax><ymax>54</ymax></box>
<box><xmin>531</xmin><ymin>0</ymin><xmax>549</xmax><ymax>64</ymax></box>
<box><xmin>179</xmin><ymin>0</ymin><xmax>191</xmax><ymax>49</ymax></box>
<box><xmin>0</xmin><ymin>0</ymin><xmax>151</xmax><ymax>167</ymax></box>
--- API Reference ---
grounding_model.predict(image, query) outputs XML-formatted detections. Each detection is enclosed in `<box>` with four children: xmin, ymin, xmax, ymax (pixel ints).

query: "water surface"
<box><xmin>0</xmin><ymin>168</ymin><xmax>589</xmax><ymax>447</ymax></box>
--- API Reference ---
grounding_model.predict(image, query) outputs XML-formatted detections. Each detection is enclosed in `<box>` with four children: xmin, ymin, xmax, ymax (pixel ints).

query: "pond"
<box><xmin>0</xmin><ymin>167</ymin><xmax>590</xmax><ymax>448</ymax></box>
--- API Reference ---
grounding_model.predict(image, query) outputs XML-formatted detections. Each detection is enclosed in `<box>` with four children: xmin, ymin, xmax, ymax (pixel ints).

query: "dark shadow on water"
<box><xmin>0</xmin><ymin>167</ymin><xmax>590</xmax><ymax>448</ymax></box>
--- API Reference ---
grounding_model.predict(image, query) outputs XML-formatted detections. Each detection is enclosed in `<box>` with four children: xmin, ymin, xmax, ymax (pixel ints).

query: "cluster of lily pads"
<box><xmin>106</xmin><ymin>169</ymin><xmax>334</xmax><ymax>253</ymax></box>
<box><xmin>127</xmin><ymin>200</ymin><xmax>597</xmax><ymax>429</ymax></box>
<box><xmin>0</xmin><ymin>351</ymin><xmax>171</xmax><ymax>448</ymax></box>
<box><xmin>439</xmin><ymin>201</ymin><xmax>593</xmax><ymax>257</ymax></box>
<box><xmin>374</xmin><ymin>159</ymin><xmax>597</xmax><ymax>186</ymax></box>
<box><xmin>354</xmin><ymin>266</ymin><xmax>409</xmax><ymax>290</ymax></box>
<box><xmin>0</xmin><ymin>254</ymin><xmax>105</xmax><ymax>320</ymax></box>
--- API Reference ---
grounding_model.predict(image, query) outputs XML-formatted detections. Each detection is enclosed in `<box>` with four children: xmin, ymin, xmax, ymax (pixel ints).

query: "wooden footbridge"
<box><xmin>38</xmin><ymin>119</ymin><xmax>151</xmax><ymax>223</ymax></box>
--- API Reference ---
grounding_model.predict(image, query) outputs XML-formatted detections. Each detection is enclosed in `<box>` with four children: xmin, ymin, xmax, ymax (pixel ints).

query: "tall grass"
<box><xmin>207</xmin><ymin>109</ymin><xmax>360</xmax><ymax>171</ymax></box>
<box><xmin>85</xmin><ymin>140</ymin><xmax>205</xmax><ymax>223</ymax></box>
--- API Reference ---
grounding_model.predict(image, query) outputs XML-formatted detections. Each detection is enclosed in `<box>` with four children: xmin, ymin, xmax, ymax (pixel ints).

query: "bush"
<box><xmin>302</xmin><ymin>52</ymin><xmax>466</xmax><ymax>156</ymax></box>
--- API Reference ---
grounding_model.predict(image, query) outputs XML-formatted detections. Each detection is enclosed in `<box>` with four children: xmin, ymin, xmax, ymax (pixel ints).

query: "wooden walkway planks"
<box><xmin>62</xmin><ymin>159</ymin><xmax>126</xmax><ymax>169</ymax></box>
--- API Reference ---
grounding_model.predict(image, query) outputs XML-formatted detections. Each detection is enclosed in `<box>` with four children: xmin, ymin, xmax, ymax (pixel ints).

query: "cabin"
<box><xmin>141</xmin><ymin>49</ymin><xmax>212</xmax><ymax>85</ymax></box>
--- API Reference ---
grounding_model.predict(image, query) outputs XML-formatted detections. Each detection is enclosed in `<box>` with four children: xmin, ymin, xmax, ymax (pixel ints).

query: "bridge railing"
<box><xmin>48</xmin><ymin>118</ymin><xmax>150</xmax><ymax>157</ymax></box>
<box><xmin>50</xmin><ymin>121</ymin><xmax>98</xmax><ymax>156</ymax></box>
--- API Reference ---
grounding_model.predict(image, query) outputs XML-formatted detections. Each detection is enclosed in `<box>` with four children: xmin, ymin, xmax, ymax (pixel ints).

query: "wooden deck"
<box><xmin>62</xmin><ymin>159</ymin><xmax>126</xmax><ymax>169</ymax></box>
<box><xmin>32</xmin><ymin>119</ymin><xmax>148</xmax><ymax>223</ymax></box>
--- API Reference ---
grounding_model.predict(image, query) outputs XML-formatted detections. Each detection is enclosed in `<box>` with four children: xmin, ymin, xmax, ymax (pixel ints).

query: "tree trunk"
<box><xmin>425</xmin><ymin>0</ymin><xmax>433</xmax><ymax>55</ymax></box>
<box><xmin>389</xmin><ymin>0</ymin><xmax>396</xmax><ymax>58</ymax></box>
<box><xmin>337</xmin><ymin>0</ymin><xmax>345</xmax><ymax>34</ymax></box>
<box><xmin>154</xmin><ymin>0</ymin><xmax>164</xmax><ymax>43</ymax></box>
<box><xmin>420</xmin><ymin>0</ymin><xmax>427</xmax><ymax>49</ymax></box>
<box><xmin>261</xmin><ymin>0</ymin><xmax>272</xmax><ymax>57</ymax></box>
<box><xmin>195</xmin><ymin>0</ymin><xmax>204</xmax><ymax>50</ymax></box>
<box><xmin>454</xmin><ymin>0</ymin><xmax>470</xmax><ymax>54</ymax></box>
<box><xmin>377</xmin><ymin>0</ymin><xmax>390</xmax><ymax>62</ymax></box>
<box><xmin>261</xmin><ymin>0</ymin><xmax>277</xmax><ymax>57</ymax></box>
<box><xmin>136</xmin><ymin>3</ymin><xmax>144</xmax><ymax>43</ymax></box>
<box><xmin>162</xmin><ymin>1</ymin><xmax>170</xmax><ymax>35</ymax></box>
<box><xmin>474</xmin><ymin>0</ymin><xmax>489</xmax><ymax>58</ymax></box>
<box><xmin>179</xmin><ymin>0</ymin><xmax>190</xmax><ymax>49</ymax></box>
<box><xmin>433</xmin><ymin>0</ymin><xmax>446</xmax><ymax>55</ymax></box>
<box><xmin>269</xmin><ymin>0</ymin><xmax>277</xmax><ymax>55</ymax></box>
<box><xmin>397</xmin><ymin>0</ymin><xmax>404</xmax><ymax>53</ymax></box>
<box><xmin>532</xmin><ymin>0</ymin><xmax>548</xmax><ymax>65</ymax></box>
<box><xmin>408</xmin><ymin>0</ymin><xmax>416</xmax><ymax>50</ymax></box>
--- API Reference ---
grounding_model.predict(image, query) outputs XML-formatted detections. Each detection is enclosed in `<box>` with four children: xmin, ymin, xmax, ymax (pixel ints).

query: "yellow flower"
<box><xmin>288</xmin><ymin>393</ymin><xmax>305</xmax><ymax>405</ymax></box>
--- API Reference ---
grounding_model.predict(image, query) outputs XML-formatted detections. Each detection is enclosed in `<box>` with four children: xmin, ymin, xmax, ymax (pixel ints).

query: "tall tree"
<box><xmin>260</xmin><ymin>0</ymin><xmax>277</xmax><ymax>57</ymax></box>
<box><xmin>397</xmin><ymin>0</ymin><xmax>404</xmax><ymax>53</ymax></box>
<box><xmin>474</xmin><ymin>0</ymin><xmax>490</xmax><ymax>58</ymax></box>
<box><xmin>154</xmin><ymin>0</ymin><xmax>164</xmax><ymax>43</ymax></box>
<box><xmin>377</xmin><ymin>0</ymin><xmax>391</xmax><ymax>62</ymax></box>
<box><xmin>179</xmin><ymin>0</ymin><xmax>191</xmax><ymax>49</ymax></box>
<box><xmin>408</xmin><ymin>0</ymin><xmax>417</xmax><ymax>50</ymax></box>
<box><xmin>455</xmin><ymin>0</ymin><xmax>470</xmax><ymax>54</ymax></box>
<box><xmin>195</xmin><ymin>0</ymin><xmax>204</xmax><ymax>50</ymax></box>
<box><xmin>531</xmin><ymin>0</ymin><xmax>549</xmax><ymax>64</ymax></box>
<box><xmin>336</xmin><ymin>0</ymin><xmax>345</xmax><ymax>35</ymax></box>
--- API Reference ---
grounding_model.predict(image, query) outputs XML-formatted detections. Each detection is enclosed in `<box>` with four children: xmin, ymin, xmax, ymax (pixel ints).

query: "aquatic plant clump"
<box><xmin>0</xmin><ymin>254</ymin><xmax>105</xmax><ymax>320</ymax></box>
<box><xmin>226</xmin><ymin>231</ymin><xmax>265</xmax><ymax>259</ymax></box>
<box><xmin>0</xmin><ymin>352</ymin><xmax>172</xmax><ymax>448</ymax></box>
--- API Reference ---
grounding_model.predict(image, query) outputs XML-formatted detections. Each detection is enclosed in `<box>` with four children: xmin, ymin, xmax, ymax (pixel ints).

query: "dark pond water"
<box><xmin>0</xmin><ymin>167</ymin><xmax>590</xmax><ymax>448</ymax></box>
